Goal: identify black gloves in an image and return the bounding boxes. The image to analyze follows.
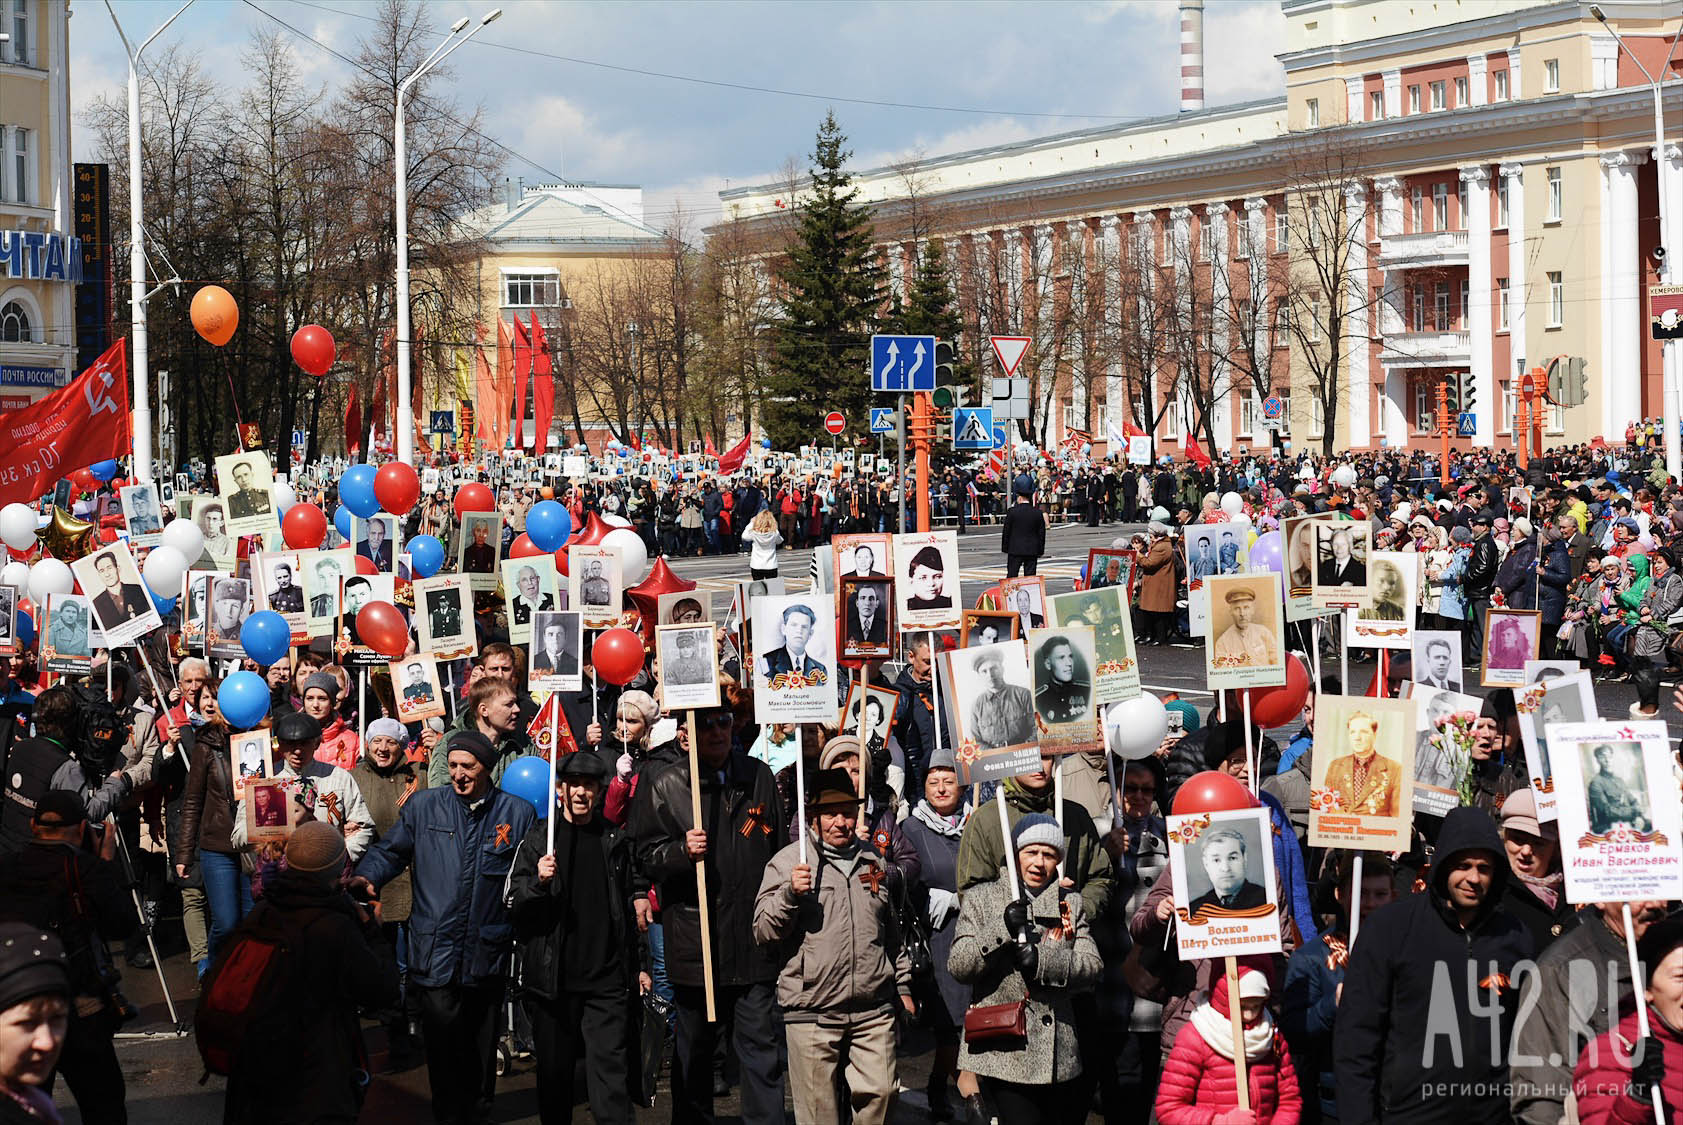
[1629,1036,1665,1101]
[1002,898,1030,941]
[1014,940,1039,976]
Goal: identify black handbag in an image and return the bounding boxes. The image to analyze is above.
[635,991,671,1107]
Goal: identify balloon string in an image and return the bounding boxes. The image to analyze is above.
[226,372,248,451]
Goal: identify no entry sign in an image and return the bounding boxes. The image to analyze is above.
[824,411,845,436]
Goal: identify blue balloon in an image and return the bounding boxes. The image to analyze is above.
[500,755,552,818]
[16,608,34,646]
[340,464,380,518]
[760,437,771,449]
[90,460,119,482]
[149,589,176,616]
[408,534,445,578]
[333,504,353,542]
[240,610,291,667]
[218,671,271,730]
[525,501,571,552]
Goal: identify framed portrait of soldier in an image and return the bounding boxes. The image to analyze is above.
[657,623,720,711]
[1481,608,1540,687]
[1204,573,1286,691]
[119,484,164,546]
[1549,720,1683,904]
[999,576,1048,638]
[1028,626,1101,756]
[834,533,892,581]
[354,514,399,573]
[71,542,162,648]
[502,556,560,645]
[939,640,1040,785]
[568,545,623,631]
[1408,684,1481,818]
[1310,521,1372,609]
[1049,586,1139,703]
[390,656,447,724]
[843,682,898,767]
[1165,806,1282,960]
[205,576,252,661]
[1307,693,1417,852]
[529,610,583,693]
[1344,551,1416,650]
[414,575,475,660]
[657,591,708,627]
[213,451,279,537]
[40,593,92,675]
[244,777,300,844]
[892,531,959,630]
[457,511,501,592]
[1184,522,1249,637]
[1515,668,1594,823]
[190,496,237,571]
[180,571,213,653]
[229,730,269,800]
[840,577,894,661]
[300,547,354,639]
[961,610,1017,649]
[750,594,835,725]
[255,552,308,645]
[1084,548,1135,601]
[1282,515,1333,623]
[337,573,396,666]
[1412,631,1463,692]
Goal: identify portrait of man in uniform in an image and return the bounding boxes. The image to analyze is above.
[967,646,1034,750]
[1322,710,1403,816]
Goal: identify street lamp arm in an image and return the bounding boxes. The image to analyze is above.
[104,0,197,63]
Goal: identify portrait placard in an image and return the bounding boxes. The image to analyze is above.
[40,593,92,674]
[1412,631,1464,692]
[1283,515,1334,623]
[190,497,237,572]
[415,574,475,660]
[1408,684,1481,818]
[939,641,1040,785]
[750,594,835,724]
[205,576,252,660]
[354,514,400,573]
[337,573,396,667]
[229,730,270,801]
[1166,807,1282,960]
[1308,694,1417,852]
[1344,551,1415,650]
[1028,626,1101,756]
[502,556,560,645]
[842,682,898,767]
[119,484,164,546]
[892,531,959,630]
[1550,721,1683,904]
[71,542,162,647]
[998,577,1048,637]
[254,551,308,645]
[840,577,895,660]
[1204,573,1286,690]
[1481,608,1541,687]
[569,545,623,630]
[213,451,279,537]
[1048,586,1139,703]
[657,623,720,711]
[1310,520,1372,609]
[961,610,1017,649]
[1185,523,1250,636]
[0,585,14,656]
[300,547,354,639]
[834,533,892,580]
[1084,549,1135,601]
[181,571,214,653]
[657,590,708,627]
[1515,668,1595,823]
[529,610,583,693]
[244,777,299,844]
[390,656,447,723]
[457,511,502,592]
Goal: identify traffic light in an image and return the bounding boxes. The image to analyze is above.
[1443,375,1460,414]
[1459,372,1477,417]
[931,341,960,408]
[1568,356,1588,406]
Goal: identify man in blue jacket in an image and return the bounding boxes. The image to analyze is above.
[353,729,537,1125]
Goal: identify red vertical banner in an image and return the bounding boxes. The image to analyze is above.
[493,318,515,451]
[530,315,555,451]
[513,315,532,451]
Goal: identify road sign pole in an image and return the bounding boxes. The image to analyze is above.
[1437,378,1450,487]
[896,393,907,533]
[914,391,932,533]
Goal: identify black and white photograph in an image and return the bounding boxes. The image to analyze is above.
[999,577,1047,636]
[338,573,395,662]
[939,640,1039,785]
[750,594,835,724]
[180,571,213,653]
[961,610,1017,649]
[193,496,237,570]
[1165,806,1281,960]
[119,484,164,545]
[390,656,447,723]
[658,592,707,626]
[1516,668,1593,823]
[840,577,894,661]
[892,530,960,630]
[205,577,252,660]
[40,593,92,674]
[657,623,720,711]
[1310,520,1373,609]
[834,534,892,579]
[415,575,475,659]
[70,542,161,647]
[1550,721,1683,903]
[1409,684,1481,818]
[230,730,270,800]
[1345,551,1416,650]
[568,545,623,631]
[529,610,583,692]
[843,683,898,770]
[214,451,280,536]
[255,552,307,644]
[0,585,14,655]
[1049,586,1140,703]
[354,514,399,572]
[1283,514,1329,622]
[502,556,561,645]
[1412,631,1464,692]
[457,511,501,592]
[301,547,354,639]
[1028,626,1101,755]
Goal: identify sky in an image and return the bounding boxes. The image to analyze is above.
[70,0,1291,235]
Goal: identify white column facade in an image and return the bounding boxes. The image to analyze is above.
[1344,76,1363,123]
[1343,183,1371,447]
[1461,165,1494,446]
[1601,150,1646,435]
[1208,203,1234,452]
[1003,228,1022,333]
[1373,177,1408,447]
[970,231,993,339]
[1466,54,1488,107]
[1101,215,1124,439]
[1382,69,1402,118]
[1659,144,1683,460]
[1501,163,1526,375]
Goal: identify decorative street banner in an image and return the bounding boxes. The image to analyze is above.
[0,340,128,507]
[1550,720,1683,905]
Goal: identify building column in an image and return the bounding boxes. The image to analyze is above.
[1466,54,1488,106]
[1208,202,1234,452]
[1601,150,1646,435]
[1461,165,1494,447]
[1382,69,1401,118]
[1343,182,1371,447]
[1660,144,1683,463]
[1375,176,1408,449]
[1501,163,1526,376]
[1101,215,1124,439]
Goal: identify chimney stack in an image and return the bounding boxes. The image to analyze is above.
[1179,0,1205,113]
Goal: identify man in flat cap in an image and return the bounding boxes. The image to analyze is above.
[1212,584,1278,667]
[968,648,1034,749]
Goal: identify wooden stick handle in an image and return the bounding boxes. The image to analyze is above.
[687,709,717,1023]
[855,664,869,799]
[1226,955,1251,1112]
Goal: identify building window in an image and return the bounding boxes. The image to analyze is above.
[1370,90,1384,120]
[1239,395,1257,437]
[1496,175,1509,228]
[1544,58,1560,92]
[5,127,26,206]
[1415,383,1434,432]
[1430,81,1446,110]
[1500,380,1514,434]
[1434,283,1450,331]
[1454,76,1468,107]
[1410,186,1424,232]
[501,271,560,308]
[1548,271,1564,326]
[1274,209,1287,253]
[1306,98,1320,128]
[1198,219,1212,263]
[1458,180,1469,229]
[1162,400,1181,440]
[1062,403,1083,431]
[1494,69,1509,101]
[1460,280,1469,327]
[1408,85,1421,113]
[1497,278,1510,329]
[1546,167,1562,222]
[6,1,26,66]
[1308,395,1325,438]
[0,300,29,343]
[1432,183,1448,231]
[1411,285,1425,331]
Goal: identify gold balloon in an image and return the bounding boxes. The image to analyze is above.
[37,506,96,562]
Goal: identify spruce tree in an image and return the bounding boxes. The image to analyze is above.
[767,113,885,449]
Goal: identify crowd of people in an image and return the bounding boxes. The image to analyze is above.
[0,435,1678,1125]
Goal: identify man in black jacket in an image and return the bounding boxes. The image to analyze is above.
[1464,512,1499,656]
[1000,484,1047,577]
[629,704,785,1124]
[1335,807,1533,1124]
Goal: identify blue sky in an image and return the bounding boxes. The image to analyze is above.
[72,0,1290,233]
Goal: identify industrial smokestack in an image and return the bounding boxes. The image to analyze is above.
[1180,0,1205,113]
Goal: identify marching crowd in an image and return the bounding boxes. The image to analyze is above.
[0,435,1680,1125]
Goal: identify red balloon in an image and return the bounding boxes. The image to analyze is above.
[354,553,378,576]
[1240,654,1310,729]
[591,628,644,686]
[281,503,328,550]
[17,598,33,621]
[69,469,96,492]
[572,512,613,547]
[355,600,410,660]
[374,462,420,516]
[625,556,697,629]
[554,546,569,577]
[508,533,543,559]
[1171,770,1258,816]
[290,324,336,376]
[454,483,495,518]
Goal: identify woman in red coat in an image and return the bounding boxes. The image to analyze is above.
[1156,965,1302,1125]
[1573,916,1683,1125]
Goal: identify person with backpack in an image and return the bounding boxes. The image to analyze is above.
[201,820,399,1125]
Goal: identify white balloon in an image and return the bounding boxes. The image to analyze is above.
[272,479,297,515]
[159,517,204,563]
[141,545,188,597]
[602,527,649,584]
[27,558,73,602]
[1104,693,1169,761]
[0,503,37,551]
[1231,512,1252,525]
[1219,491,1243,517]
[0,561,27,590]
[600,513,632,529]
[1330,464,1357,489]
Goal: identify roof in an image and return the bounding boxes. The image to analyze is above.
[456,188,666,249]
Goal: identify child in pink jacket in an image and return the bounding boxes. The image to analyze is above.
[1156,965,1302,1125]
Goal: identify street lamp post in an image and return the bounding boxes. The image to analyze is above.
[1593,4,1681,482]
[627,322,640,447]
[104,0,195,484]
[395,8,501,464]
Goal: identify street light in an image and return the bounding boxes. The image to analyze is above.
[105,0,195,484]
[1592,4,1682,482]
[395,8,501,463]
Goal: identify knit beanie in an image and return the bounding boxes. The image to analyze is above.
[365,717,407,744]
[820,735,862,771]
[445,729,499,771]
[926,746,957,773]
[285,820,346,880]
[303,672,339,700]
[0,924,69,1014]
[1011,813,1064,858]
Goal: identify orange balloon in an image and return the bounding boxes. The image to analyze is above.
[191,285,239,346]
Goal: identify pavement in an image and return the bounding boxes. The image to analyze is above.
[64,518,1682,1122]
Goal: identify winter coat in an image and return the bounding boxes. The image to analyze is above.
[1499,874,1578,953]
[752,833,911,1020]
[313,716,359,771]
[175,723,238,857]
[1281,926,1353,1123]
[1632,568,1683,660]
[1438,546,1471,622]
[425,719,530,790]
[506,815,639,1001]
[1495,536,1539,609]
[1157,986,1303,1125]
[1000,501,1047,558]
[1571,1007,1683,1125]
[1536,539,1573,624]
[891,666,950,795]
[954,778,1115,921]
[1334,808,1534,1125]
[902,804,968,1028]
[346,755,428,923]
[1464,535,1499,598]
[628,749,783,989]
[1138,537,1180,614]
[948,871,1101,1085]
[354,784,536,988]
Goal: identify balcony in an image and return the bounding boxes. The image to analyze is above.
[1378,329,1471,370]
[1376,229,1469,270]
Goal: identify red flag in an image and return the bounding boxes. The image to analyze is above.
[1124,417,1146,439]
[0,341,130,507]
[370,368,387,442]
[1183,432,1211,469]
[628,429,642,453]
[717,432,752,474]
[493,318,515,451]
[513,316,532,451]
[526,692,580,760]
[530,316,555,451]
[344,382,362,454]
[473,327,494,444]
[703,436,718,458]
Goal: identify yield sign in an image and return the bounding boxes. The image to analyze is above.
[989,335,1031,377]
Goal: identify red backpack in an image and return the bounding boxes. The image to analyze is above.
[194,907,318,1077]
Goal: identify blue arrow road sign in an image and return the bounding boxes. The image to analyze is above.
[992,423,1009,450]
[871,334,937,393]
[1457,412,1477,437]
[953,406,995,450]
[869,407,897,434]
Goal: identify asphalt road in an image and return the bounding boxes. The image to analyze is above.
[67,518,1681,1123]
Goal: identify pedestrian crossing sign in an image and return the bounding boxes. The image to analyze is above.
[952,406,994,450]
